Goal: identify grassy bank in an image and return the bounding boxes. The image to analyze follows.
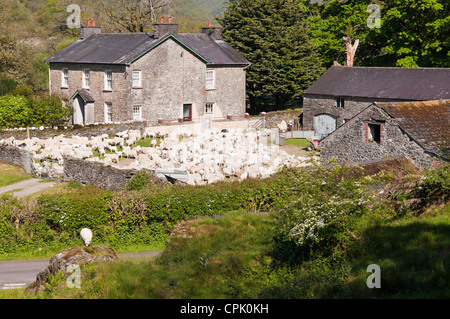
[1,160,448,298]
[10,162,447,299]
[0,163,32,187]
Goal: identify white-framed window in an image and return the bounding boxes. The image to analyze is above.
[105,102,112,123]
[206,69,215,90]
[61,68,69,88]
[105,70,112,91]
[133,105,142,121]
[83,69,90,89]
[132,70,142,87]
[205,103,214,115]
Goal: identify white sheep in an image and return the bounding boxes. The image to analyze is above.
[80,228,93,246]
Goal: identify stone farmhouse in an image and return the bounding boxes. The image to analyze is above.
[320,100,449,169]
[46,19,251,125]
[302,66,450,139]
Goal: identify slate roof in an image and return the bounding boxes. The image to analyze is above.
[303,66,450,101]
[378,100,450,153]
[46,32,250,67]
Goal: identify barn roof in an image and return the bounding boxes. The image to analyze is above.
[45,32,250,67]
[303,66,450,101]
[378,100,450,154]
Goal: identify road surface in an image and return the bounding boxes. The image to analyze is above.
[0,178,57,197]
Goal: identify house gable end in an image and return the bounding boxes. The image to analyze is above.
[127,34,210,66]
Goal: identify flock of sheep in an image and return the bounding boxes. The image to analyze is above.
[0,126,317,185]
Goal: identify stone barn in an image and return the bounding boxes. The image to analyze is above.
[320,100,450,169]
[302,66,450,139]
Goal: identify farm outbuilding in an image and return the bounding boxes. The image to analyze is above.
[320,100,450,169]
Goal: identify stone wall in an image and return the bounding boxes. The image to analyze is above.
[321,105,433,168]
[0,145,36,175]
[63,157,138,190]
[264,109,303,129]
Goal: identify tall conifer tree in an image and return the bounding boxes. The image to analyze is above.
[218,0,325,113]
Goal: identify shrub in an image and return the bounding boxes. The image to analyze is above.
[0,95,30,128]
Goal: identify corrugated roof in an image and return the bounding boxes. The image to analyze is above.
[303,66,450,101]
[46,32,250,67]
[378,100,450,153]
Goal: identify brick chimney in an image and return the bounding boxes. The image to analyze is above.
[202,23,222,40]
[153,16,179,39]
[80,19,101,39]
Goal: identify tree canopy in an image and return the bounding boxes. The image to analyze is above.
[218,0,325,113]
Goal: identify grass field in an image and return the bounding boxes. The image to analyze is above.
[28,203,450,299]
[0,163,32,187]
[284,138,310,148]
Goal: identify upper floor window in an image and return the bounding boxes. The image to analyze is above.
[367,123,382,144]
[61,68,69,88]
[83,69,90,89]
[105,70,112,91]
[132,70,142,88]
[335,97,345,108]
[206,70,215,90]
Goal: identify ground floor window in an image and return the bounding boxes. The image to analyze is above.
[205,103,214,116]
[105,102,112,123]
[133,105,142,121]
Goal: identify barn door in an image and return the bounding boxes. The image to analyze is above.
[314,114,336,139]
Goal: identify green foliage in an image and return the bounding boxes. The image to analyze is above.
[0,95,30,128]
[309,0,450,67]
[0,93,69,129]
[0,75,17,96]
[218,0,324,113]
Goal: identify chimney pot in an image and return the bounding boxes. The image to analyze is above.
[160,16,164,23]
[168,16,172,23]
[92,20,95,26]
[208,22,212,27]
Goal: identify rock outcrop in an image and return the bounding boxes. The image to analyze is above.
[27,245,118,295]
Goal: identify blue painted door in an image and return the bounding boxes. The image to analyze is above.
[314,114,336,139]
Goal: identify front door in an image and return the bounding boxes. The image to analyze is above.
[183,104,192,121]
[314,114,336,139]
[73,96,85,125]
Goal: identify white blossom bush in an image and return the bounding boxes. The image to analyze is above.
[274,164,372,261]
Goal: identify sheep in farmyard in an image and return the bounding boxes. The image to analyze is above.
[80,228,93,247]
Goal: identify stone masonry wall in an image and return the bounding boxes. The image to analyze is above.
[50,63,129,123]
[206,67,247,119]
[321,105,433,168]
[63,157,137,190]
[130,39,206,121]
[264,110,303,129]
[0,145,36,176]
